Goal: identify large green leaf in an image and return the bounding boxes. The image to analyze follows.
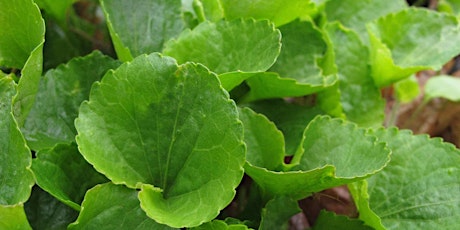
[31,143,108,211]
[68,183,173,230]
[0,204,31,230]
[259,196,301,230]
[100,0,185,61]
[358,128,460,229]
[319,23,384,127]
[324,0,407,43]
[0,76,34,205]
[22,51,120,151]
[75,53,245,227]
[243,19,336,101]
[24,186,79,230]
[241,110,390,199]
[163,18,281,74]
[219,0,312,27]
[368,8,460,86]
[424,75,460,102]
[312,210,373,230]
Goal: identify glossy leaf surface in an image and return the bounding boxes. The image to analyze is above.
[368,8,460,86]
[31,143,107,210]
[220,0,311,27]
[100,0,185,61]
[76,53,245,227]
[164,18,281,74]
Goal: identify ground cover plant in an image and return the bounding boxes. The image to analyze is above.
[2,0,460,229]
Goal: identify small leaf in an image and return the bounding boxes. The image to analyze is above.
[243,72,336,102]
[0,204,32,230]
[324,0,407,43]
[246,100,323,155]
[367,8,460,86]
[362,128,460,229]
[239,107,285,171]
[424,75,460,102]
[394,75,420,103]
[312,210,373,230]
[163,18,281,74]
[220,0,312,27]
[76,53,245,227]
[100,0,185,61]
[68,183,173,230]
[0,77,34,205]
[31,143,108,211]
[24,186,79,230]
[22,51,120,151]
[319,22,385,127]
[259,196,301,230]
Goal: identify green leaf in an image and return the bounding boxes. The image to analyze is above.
[243,72,336,102]
[368,8,460,86]
[348,180,385,230]
[22,51,120,151]
[68,183,173,230]
[246,100,323,155]
[75,53,245,227]
[394,75,420,103]
[24,186,79,230]
[0,77,34,205]
[163,18,281,74]
[0,204,32,230]
[192,220,251,230]
[200,0,224,22]
[0,0,45,69]
[242,19,336,101]
[363,128,460,229]
[31,143,108,211]
[243,114,390,199]
[239,107,285,171]
[0,0,45,126]
[324,0,407,43]
[259,196,301,230]
[270,19,328,84]
[319,22,385,127]
[220,0,312,27]
[100,0,185,61]
[312,210,373,230]
[424,75,460,102]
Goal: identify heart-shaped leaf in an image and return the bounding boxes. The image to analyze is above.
[75,53,245,227]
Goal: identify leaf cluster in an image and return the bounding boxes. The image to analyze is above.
[2,0,460,229]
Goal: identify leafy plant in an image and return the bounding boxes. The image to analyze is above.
[1,0,460,229]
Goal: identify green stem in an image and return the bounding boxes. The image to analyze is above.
[193,0,206,23]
